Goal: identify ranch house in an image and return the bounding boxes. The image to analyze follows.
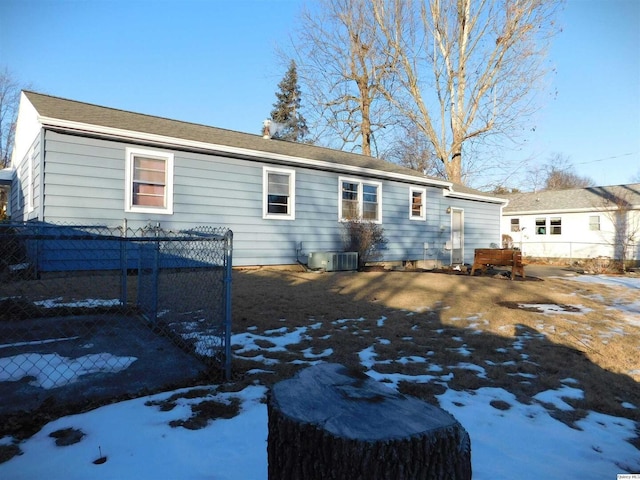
[500,184,640,266]
[7,91,507,269]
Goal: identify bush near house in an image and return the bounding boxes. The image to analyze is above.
[342,219,387,270]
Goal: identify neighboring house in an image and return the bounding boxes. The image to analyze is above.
[9,91,506,268]
[500,184,640,264]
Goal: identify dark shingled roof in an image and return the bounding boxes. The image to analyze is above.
[23,90,492,199]
[501,183,640,213]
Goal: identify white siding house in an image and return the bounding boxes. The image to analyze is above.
[501,185,640,265]
[9,91,507,268]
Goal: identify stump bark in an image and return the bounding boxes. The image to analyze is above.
[267,363,471,480]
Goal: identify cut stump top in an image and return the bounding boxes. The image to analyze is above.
[269,363,462,441]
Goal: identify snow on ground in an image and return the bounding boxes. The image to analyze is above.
[0,352,136,389]
[1,276,639,479]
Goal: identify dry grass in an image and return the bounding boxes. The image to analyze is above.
[231,268,640,429]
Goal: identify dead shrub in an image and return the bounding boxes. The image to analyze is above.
[341,219,387,269]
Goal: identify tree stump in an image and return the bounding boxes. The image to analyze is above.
[267,363,471,480]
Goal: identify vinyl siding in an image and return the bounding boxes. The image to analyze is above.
[39,130,503,266]
[11,133,41,221]
[502,210,640,260]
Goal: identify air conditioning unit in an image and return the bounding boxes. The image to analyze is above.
[308,252,358,272]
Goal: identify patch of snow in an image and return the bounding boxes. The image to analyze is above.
[0,353,136,389]
[518,303,591,315]
[438,387,640,479]
[358,346,377,369]
[301,347,333,359]
[33,298,121,308]
[396,356,427,365]
[566,275,640,290]
[533,386,584,411]
[453,362,487,378]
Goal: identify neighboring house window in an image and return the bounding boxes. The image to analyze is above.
[589,215,600,231]
[535,218,547,235]
[550,217,562,235]
[339,177,382,222]
[410,187,426,220]
[510,218,520,232]
[125,148,174,214]
[263,167,295,220]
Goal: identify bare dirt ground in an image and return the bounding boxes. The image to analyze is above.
[1,265,638,455]
[229,267,640,438]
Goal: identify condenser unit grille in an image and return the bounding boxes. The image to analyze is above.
[308,252,358,272]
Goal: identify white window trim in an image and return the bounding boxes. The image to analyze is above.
[125,147,174,214]
[263,166,296,220]
[550,216,562,235]
[338,176,382,223]
[409,187,426,221]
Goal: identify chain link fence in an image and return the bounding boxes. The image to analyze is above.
[0,222,232,416]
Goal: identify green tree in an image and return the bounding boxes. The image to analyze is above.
[268,60,308,142]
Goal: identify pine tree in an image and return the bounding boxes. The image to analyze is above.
[268,60,308,142]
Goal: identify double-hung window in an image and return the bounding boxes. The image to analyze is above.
[339,177,382,222]
[550,217,562,235]
[263,167,295,219]
[410,187,426,220]
[510,218,520,232]
[535,218,547,235]
[125,147,174,214]
[589,215,600,231]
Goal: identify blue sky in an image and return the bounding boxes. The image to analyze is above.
[1,0,638,189]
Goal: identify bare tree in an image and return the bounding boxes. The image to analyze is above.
[372,0,561,183]
[0,68,23,169]
[542,153,595,190]
[381,123,445,178]
[290,0,397,156]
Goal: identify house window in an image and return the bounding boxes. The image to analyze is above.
[535,218,546,235]
[339,177,382,222]
[263,167,295,219]
[550,217,561,235]
[410,188,426,220]
[589,215,600,231]
[125,148,174,214]
[510,218,520,232]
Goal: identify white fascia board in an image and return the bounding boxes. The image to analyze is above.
[37,116,454,189]
[11,93,42,168]
[442,188,508,205]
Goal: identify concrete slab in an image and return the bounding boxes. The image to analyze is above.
[0,314,208,417]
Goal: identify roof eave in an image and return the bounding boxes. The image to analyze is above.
[38,115,458,189]
[443,188,508,205]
